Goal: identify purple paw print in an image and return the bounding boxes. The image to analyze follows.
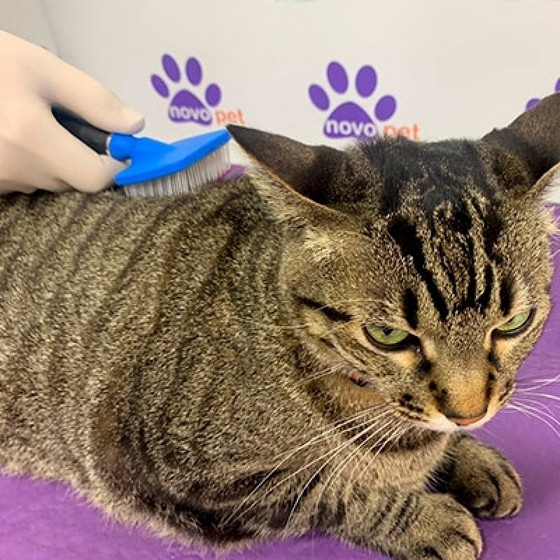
[151,55,222,125]
[309,61,397,139]
[526,77,560,111]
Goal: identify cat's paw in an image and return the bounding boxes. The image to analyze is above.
[395,493,483,560]
[441,436,522,519]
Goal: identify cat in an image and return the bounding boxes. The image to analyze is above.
[0,93,559,560]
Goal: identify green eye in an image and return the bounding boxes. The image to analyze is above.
[495,310,534,336]
[365,325,410,348]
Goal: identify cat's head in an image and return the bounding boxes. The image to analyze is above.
[227,93,560,433]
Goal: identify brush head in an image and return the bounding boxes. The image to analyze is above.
[118,143,231,198]
[111,129,231,197]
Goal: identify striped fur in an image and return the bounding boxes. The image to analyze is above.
[0,95,559,560]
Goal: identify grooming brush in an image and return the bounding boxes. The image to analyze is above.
[52,106,231,198]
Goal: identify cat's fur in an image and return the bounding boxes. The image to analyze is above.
[0,94,559,560]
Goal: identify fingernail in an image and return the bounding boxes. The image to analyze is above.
[121,107,145,133]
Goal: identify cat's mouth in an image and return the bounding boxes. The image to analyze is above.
[347,369,370,388]
[343,370,497,434]
[343,369,389,407]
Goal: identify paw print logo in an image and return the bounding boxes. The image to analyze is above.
[525,77,560,111]
[309,61,397,139]
[151,55,222,125]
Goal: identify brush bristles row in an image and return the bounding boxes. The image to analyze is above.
[122,144,231,198]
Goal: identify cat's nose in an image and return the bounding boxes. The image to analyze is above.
[446,409,487,426]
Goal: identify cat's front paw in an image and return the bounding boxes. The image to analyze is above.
[395,493,482,560]
[441,436,522,519]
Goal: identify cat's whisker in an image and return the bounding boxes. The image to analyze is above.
[512,397,560,423]
[507,402,560,440]
[287,416,402,526]
[517,370,560,380]
[297,403,389,447]
[515,373,560,391]
[271,409,394,491]
[232,407,397,522]
[309,426,388,522]
[335,423,412,508]
[349,420,406,473]
[223,406,392,524]
[514,401,560,437]
[514,391,558,407]
[358,423,410,477]
[227,420,381,525]
[264,406,387,475]
[516,370,560,383]
[514,394,560,415]
[514,390,560,402]
[507,405,560,438]
[340,421,409,499]
[298,418,402,520]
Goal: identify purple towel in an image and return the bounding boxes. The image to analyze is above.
[1,207,559,560]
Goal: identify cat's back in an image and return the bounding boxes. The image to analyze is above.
[0,190,186,328]
[0,180,264,317]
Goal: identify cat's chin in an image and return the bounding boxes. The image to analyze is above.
[426,420,464,434]
[424,414,492,434]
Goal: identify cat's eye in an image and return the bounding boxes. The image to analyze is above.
[364,325,412,349]
[494,309,534,337]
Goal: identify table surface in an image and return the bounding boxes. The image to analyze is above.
[1,207,559,560]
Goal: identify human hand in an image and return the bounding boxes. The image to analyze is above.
[0,31,144,193]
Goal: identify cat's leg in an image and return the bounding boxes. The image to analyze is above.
[323,487,483,560]
[433,433,522,519]
[152,477,481,558]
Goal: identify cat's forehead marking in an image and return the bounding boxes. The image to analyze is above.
[360,137,496,214]
[361,138,504,322]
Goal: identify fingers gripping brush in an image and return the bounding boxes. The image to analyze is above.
[52,106,231,198]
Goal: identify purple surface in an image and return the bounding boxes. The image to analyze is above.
[1,209,559,560]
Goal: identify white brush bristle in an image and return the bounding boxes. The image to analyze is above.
[121,143,231,198]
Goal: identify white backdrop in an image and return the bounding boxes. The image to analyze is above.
[0,0,55,51]
[1,0,560,199]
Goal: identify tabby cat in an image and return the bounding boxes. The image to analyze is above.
[0,93,559,560]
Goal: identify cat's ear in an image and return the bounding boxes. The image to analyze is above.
[227,125,345,204]
[227,125,349,225]
[482,93,560,198]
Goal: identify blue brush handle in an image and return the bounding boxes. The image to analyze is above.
[52,106,112,155]
[108,133,160,160]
